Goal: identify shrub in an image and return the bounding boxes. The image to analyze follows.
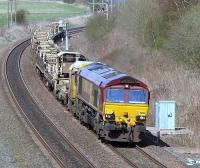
[63,0,75,3]
[16,9,28,25]
[116,0,167,49]
[166,5,200,68]
[85,15,115,42]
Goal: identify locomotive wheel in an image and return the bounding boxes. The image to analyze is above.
[93,122,98,134]
[79,115,84,125]
[97,130,101,139]
[67,99,72,112]
[86,124,91,130]
[45,81,49,88]
[35,67,43,79]
[97,128,104,140]
[67,101,71,112]
[36,67,39,74]
[63,98,67,105]
[76,100,83,120]
[73,112,77,118]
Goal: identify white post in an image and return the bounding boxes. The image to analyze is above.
[15,0,16,24]
[106,3,108,20]
[7,0,10,28]
[10,0,13,26]
[92,0,95,14]
[65,29,68,50]
[110,0,113,13]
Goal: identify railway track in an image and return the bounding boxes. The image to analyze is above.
[5,39,96,168]
[107,144,138,168]
[108,144,168,168]
[68,26,85,34]
[4,27,170,168]
[135,145,167,168]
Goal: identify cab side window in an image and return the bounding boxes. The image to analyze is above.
[78,55,86,61]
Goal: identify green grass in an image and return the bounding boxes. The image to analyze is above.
[0,0,89,26]
[0,42,7,49]
[0,14,7,27]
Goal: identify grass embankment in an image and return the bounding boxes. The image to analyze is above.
[84,0,200,147]
[0,0,89,27]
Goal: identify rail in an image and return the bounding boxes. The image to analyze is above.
[5,39,96,168]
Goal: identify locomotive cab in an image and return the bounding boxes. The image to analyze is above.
[104,85,149,125]
[103,84,149,142]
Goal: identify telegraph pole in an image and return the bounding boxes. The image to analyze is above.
[15,0,17,24]
[10,0,13,26]
[65,22,69,50]
[110,0,113,13]
[106,2,108,20]
[7,0,10,28]
[92,0,95,14]
[7,0,16,28]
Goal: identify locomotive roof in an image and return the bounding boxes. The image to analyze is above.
[69,61,93,72]
[79,63,147,88]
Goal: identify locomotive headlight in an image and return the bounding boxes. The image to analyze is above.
[105,113,115,120]
[136,116,146,121]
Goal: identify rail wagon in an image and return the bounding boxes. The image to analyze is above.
[35,50,87,104]
[71,63,150,142]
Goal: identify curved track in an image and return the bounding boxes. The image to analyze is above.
[5,39,96,168]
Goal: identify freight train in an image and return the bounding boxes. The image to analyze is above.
[31,22,150,143]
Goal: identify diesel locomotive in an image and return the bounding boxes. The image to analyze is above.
[68,62,150,142]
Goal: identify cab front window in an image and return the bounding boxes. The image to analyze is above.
[128,90,146,104]
[106,89,125,103]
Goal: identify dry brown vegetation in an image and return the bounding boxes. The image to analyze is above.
[70,0,200,147]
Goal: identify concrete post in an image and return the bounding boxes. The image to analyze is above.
[106,3,108,20]
[93,0,95,14]
[110,0,113,13]
[65,23,69,50]
[10,0,13,26]
[15,0,16,24]
[7,0,10,28]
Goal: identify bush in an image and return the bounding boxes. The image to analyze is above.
[85,15,115,42]
[116,0,167,49]
[116,0,199,49]
[166,5,200,68]
[16,9,28,25]
[63,0,75,3]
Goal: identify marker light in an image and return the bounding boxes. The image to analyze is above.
[125,84,129,89]
[105,113,115,120]
[136,116,146,121]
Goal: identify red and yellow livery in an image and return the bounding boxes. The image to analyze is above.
[68,62,150,142]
